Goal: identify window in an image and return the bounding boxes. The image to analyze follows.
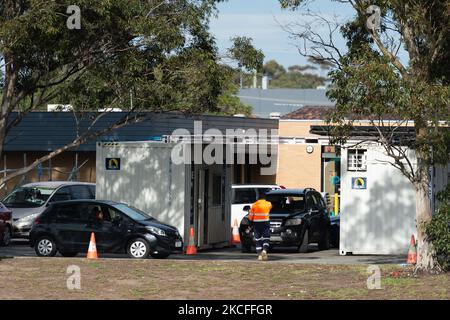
[87,204,111,222]
[212,175,222,206]
[232,188,257,204]
[70,185,94,200]
[266,194,306,213]
[3,186,55,208]
[348,149,367,171]
[306,193,318,209]
[56,204,84,222]
[50,186,72,202]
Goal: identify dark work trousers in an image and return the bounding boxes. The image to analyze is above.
[253,221,270,254]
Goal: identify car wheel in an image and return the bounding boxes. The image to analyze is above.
[35,236,57,257]
[127,238,150,259]
[150,252,170,259]
[318,229,330,251]
[60,251,78,257]
[297,229,309,253]
[241,243,252,253]
[0,226,11,247]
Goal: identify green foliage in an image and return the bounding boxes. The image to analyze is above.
[425,185,450,271]
[228,36,264,72]
[0,0,227,115]
[262,59,325,89]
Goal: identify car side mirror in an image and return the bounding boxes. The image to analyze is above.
[243,205,251,212]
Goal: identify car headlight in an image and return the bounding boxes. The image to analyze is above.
[285,218,302,226]
[240,217,250,226]
[18,213,40,224]
[146,226,166,236]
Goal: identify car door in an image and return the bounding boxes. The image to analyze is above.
[306,192,321,242]
[53,203,90,252]
[84,204,128,252]
[314,192,329,237]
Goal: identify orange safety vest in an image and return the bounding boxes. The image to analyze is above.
[249,199,272,222]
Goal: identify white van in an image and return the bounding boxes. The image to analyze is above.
[231,184,281,228]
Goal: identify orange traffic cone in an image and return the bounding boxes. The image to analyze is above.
[185,226,197,255]
[87,232,98,259]
[231,218,240,245]
[406,234,417,264]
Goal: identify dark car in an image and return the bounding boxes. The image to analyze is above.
[329,215,340,248]
[29,200,183,259]
[0,202,12,246]
[239,188,331,253]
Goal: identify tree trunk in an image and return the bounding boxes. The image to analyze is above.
[413,163,441,273]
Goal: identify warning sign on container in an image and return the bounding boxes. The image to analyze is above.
[106,158,121,170]
[352,177,367,189]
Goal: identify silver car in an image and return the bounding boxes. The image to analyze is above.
[2,181,95,238]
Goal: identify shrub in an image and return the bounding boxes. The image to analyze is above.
[424,185,450,271]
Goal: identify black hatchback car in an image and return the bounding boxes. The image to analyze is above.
[29,200,183,259]
[239,188,331,253]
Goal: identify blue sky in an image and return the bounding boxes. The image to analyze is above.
[210,0,409,70]
[209,0,355,69]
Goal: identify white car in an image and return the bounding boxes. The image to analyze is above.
[231,184,281,228]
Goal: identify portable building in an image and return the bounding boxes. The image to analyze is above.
[95,141,232,249]
[339,142,449,255]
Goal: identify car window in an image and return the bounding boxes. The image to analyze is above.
[87,204,111,223]
[88,185,96,198]
[56,204,86,223]
[266,194,305,213]
[103,206,132,224]
[233,188,257,204]
[2,186,55,208]
[256,187,278,198]
[49,186,72,203]
[70,185,94,200]
[315,193,326,209]
[306,193,318,209]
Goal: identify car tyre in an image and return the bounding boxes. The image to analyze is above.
[35,236,57,257]
[60,251,78,257]
[0,226,11,247]
[297,229,309,253]
[150,252,170,259]
[127,238,150,259]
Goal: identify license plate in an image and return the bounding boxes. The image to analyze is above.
[175,241,182,248]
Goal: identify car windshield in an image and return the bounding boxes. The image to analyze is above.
[266,194,306,213]
[113,204,154,221]
[2,187,56,208]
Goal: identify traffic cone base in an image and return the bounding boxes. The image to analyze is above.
[406,234,417,264]
[87,232,98,259]
[231,218,240,245]
[185,226,197,255]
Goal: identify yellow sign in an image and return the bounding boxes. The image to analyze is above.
[106,158,120,170]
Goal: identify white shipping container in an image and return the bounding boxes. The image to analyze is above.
[96,141,232,248]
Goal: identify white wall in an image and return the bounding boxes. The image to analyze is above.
[96,142,187,239]
[340,144,417,255]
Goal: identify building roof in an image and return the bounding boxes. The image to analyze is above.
[5,112,278,152]
[281,106,334,120]
[237,88,334,118]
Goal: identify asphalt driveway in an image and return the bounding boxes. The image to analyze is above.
[0,239,407,265]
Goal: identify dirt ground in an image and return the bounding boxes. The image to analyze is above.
[0,257,448,300]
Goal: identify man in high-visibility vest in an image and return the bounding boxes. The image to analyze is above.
[249,196,272,261]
